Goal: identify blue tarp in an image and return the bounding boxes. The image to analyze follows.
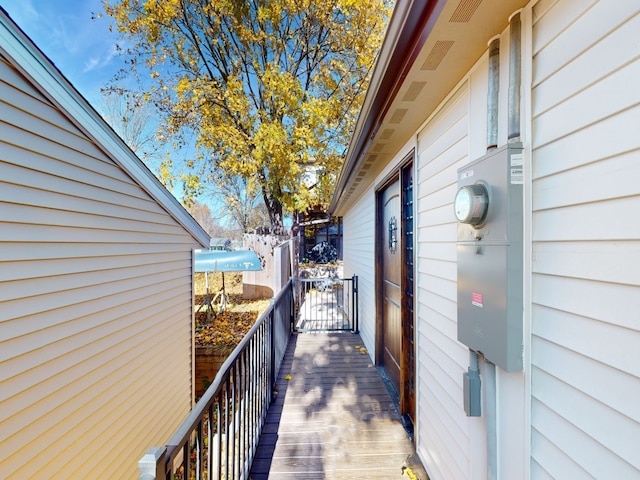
[194,249,262,273]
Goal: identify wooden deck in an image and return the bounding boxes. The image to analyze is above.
[250,332,427,479]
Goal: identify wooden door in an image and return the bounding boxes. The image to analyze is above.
[377,160,415,426]
[380,179,402,393]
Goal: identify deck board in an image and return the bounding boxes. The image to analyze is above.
[250,332,426,479]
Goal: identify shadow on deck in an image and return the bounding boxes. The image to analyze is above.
[250,332,428,479]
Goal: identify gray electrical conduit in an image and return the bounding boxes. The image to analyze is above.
[484,12,523,480]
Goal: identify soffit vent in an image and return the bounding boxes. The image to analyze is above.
[380,129,395,140]
[372,142,386,152]
[421,40,454,71]
[403,81,427,101]
[449,0,482,23]
[389,108,407,124]
[360,155,376,172]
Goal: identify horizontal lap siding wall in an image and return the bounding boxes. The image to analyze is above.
[415,84,474,480]
[342,187,376,354]
[530,0,640,477]
[0,59,197,479]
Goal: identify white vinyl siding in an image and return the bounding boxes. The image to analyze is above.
[415,83,473,480]
[530,0,640,477]
[342,187,376,353]
[0,57,198,479]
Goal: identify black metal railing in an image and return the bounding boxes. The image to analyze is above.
[294,275,358,333]
[139,280,293,480]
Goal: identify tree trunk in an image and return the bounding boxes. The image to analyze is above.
[263,190,286,235]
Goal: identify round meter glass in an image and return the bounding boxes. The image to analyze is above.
[454,187,473,222]
[454,184,489,226]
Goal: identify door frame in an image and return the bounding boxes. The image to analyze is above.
[375,151,415,422]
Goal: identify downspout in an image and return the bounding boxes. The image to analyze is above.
[484,359,498,480]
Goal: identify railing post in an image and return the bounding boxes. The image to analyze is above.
[290,277,296,332]
[270,307,276,397]
[352,275,359,334]
[138,446,166,480]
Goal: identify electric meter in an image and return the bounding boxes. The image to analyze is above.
[456,144,525,372]
[454,183,489,226]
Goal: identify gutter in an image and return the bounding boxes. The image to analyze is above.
[329,0,446,215]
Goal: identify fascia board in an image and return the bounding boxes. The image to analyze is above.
[329,1,411,215]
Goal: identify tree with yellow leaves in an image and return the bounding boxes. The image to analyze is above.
[103,0,390,234]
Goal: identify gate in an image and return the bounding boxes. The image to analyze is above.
[294,275,358,332]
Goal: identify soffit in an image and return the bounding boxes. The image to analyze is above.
[332,0,527,216]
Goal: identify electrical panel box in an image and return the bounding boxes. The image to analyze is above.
[456,144,524,371]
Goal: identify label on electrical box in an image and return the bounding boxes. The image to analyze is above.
[459,169,474,180]
[510,153,524,184]
[471,292,483,308]
[511,168,523,184]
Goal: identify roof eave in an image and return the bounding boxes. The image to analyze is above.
[329,0,446,216]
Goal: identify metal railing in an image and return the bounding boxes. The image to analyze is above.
[294,275,358,333]
[139,279,293,480]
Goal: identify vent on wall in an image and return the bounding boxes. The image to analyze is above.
[449,0,482,23]
[421,41,454,71]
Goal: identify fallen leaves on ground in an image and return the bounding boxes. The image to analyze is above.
[195,310,258,350]
[193,272,271,352]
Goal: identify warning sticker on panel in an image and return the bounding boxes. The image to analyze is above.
[471,292,483,308]
[511,167,524,184]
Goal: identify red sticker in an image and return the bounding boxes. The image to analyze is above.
[471,292,483,308]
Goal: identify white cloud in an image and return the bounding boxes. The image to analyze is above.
[3,0,40,25]
[5,0,125,105]
[83,56,100,72]
[83,40,123,73]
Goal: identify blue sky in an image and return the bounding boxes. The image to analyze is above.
[1,1,275,227]
[2,0,123,106]
[2,1,207,208]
